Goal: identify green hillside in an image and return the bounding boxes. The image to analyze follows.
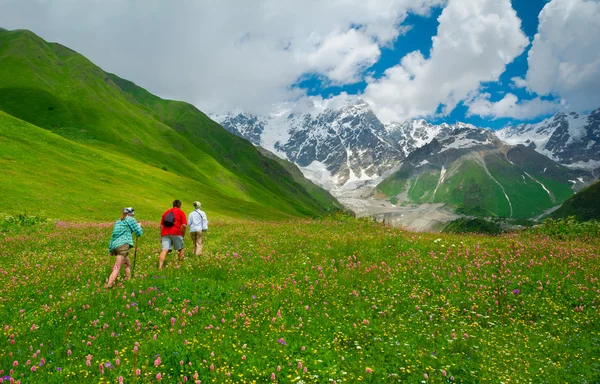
[551,180,600,221]
[376,138,587,219]
[256,147,342,210]
[0,28,338,220]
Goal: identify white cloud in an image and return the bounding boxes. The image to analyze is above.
[510,76,528,89]
[0,0,445,114]
[526,0,600,111]
[467,93,561,119]
[363,0,529,122]
[301,28,381,84]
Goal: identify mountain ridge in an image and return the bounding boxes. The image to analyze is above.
[218,102,600,190]
[0,28,340,220]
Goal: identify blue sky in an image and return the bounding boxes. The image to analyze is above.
[298,0,554,129]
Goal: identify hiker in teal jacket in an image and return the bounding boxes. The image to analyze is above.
[105,207,143,288]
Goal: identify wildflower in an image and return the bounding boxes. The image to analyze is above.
[156,373,162,381]
[366,367,373,373]
[271,373,276,380]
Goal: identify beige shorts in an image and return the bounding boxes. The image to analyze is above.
[110,244,130,257]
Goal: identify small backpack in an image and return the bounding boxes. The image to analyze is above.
[163,210,176,227]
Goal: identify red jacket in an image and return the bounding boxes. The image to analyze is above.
[160,207,187,236]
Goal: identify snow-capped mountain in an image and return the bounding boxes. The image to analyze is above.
[497,108,600,173]
[218,101,600,195]
[218,100,485,190]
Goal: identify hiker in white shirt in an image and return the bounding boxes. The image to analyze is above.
[188,201,208,255]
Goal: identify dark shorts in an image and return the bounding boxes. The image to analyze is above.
[110,244,130,257]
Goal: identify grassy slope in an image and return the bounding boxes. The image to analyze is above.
[0,111,295,221]
[106,74,339,214]
[377,150,576,218]
[434,160,510,216]
[0,29,334,219]
[256,147,342,211]
[485,153,573,218]
[551,180,600,221]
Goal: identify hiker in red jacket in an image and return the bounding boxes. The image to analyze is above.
[158,200,187,270]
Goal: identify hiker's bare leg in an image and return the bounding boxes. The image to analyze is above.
[106,255,125,288]
[178,248,184,262]
[158,249,168,270]
[123,256,131,280]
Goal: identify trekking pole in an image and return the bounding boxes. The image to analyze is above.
[132,236,139,278]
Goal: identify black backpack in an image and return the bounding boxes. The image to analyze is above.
[163,210,176,227]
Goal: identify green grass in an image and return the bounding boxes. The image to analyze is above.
[375,168,410,197]
[1,218,599,383]
[484,154,572,218]
[551,181,600,221]
[0,111,299,221]
[376,152,577,219]
[408,171,439,202]
[434,160,510,216]
[0,28,338,221]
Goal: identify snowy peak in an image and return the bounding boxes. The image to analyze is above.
[497,108,600,170]
[218,103,600,193]
[219,112,265,146]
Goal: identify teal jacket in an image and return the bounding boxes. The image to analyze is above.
[108,216,143,253]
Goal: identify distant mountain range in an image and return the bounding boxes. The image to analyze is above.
[217,101,600,218]
[218,100,493,190]
[497,109,600,173]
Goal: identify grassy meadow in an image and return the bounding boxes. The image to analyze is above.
[1,216,599,383]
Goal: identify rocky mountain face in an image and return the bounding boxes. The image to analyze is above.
[218,102,600,206]
[497,108,600,175]
[218,100,485,190]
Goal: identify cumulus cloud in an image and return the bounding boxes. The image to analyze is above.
[363,0,529,122]
[510,76,528,89]
[525,0,600,111]
[467,93,561,119]
[0,0,444,114]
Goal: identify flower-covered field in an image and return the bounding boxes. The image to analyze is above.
[0,217,599,383]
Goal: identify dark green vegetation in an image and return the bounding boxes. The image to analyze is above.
[442,218,503,235]
[377,138,591,219]
[257,147,342,211]
[551,180,600,221]
[0,29,339,221]
[1,218,599,383]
